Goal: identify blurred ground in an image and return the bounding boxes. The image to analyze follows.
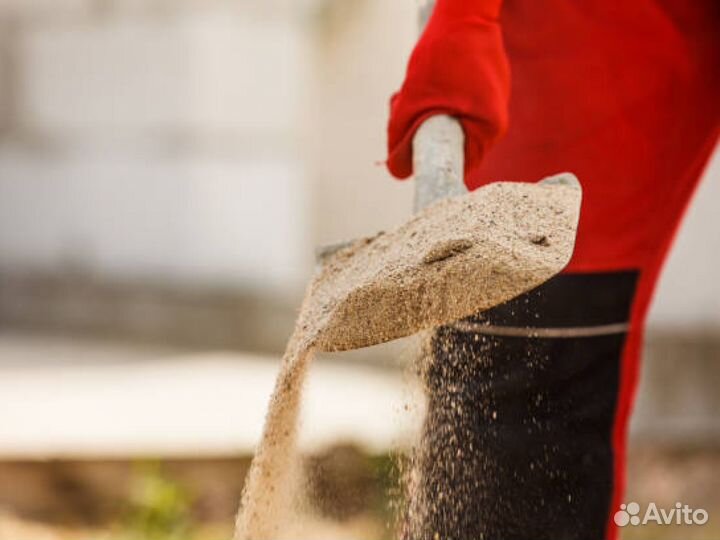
[0,445,718,540]
[0,331,717,539]
[0,331,415,539]
[0,331,421,458]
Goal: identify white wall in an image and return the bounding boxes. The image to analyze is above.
[0,0,717,326]
[647,150,720,330]
[307,0,417,246]
[0,150,308,292]
[0,2,314,295]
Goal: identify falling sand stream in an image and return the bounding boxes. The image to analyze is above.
[232,331,316,540]
[233,178,582,540]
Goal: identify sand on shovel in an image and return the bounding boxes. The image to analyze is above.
[233,174,582,540]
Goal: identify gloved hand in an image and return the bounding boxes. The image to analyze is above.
[387,0,510,185]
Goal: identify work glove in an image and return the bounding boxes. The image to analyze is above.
[387,0,510,185]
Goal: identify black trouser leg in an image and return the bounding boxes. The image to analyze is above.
[404,272,638,540]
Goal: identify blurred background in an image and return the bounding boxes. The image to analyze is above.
[0,1,718,539]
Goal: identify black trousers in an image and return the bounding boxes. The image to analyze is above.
[404,272,638,540]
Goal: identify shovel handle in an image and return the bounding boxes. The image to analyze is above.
[412,115,467,211]
[412,3,467,211]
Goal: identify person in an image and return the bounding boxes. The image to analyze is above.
[386,1,719,539]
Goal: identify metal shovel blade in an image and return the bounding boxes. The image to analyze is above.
[304,173,582,352]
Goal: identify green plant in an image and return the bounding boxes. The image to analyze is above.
[120,462,195,540]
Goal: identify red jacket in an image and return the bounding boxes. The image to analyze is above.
[388,0,719,273]
[387,2,719,538]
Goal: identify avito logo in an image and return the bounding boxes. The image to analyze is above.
[614,502,708,527]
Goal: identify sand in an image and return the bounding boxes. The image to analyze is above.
[303,177,581,352]
[232,338,313,540]
[233,176,581,540]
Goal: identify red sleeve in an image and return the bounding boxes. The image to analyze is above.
[386,0,510,183]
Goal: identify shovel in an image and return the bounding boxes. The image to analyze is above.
[309,114,582,352]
